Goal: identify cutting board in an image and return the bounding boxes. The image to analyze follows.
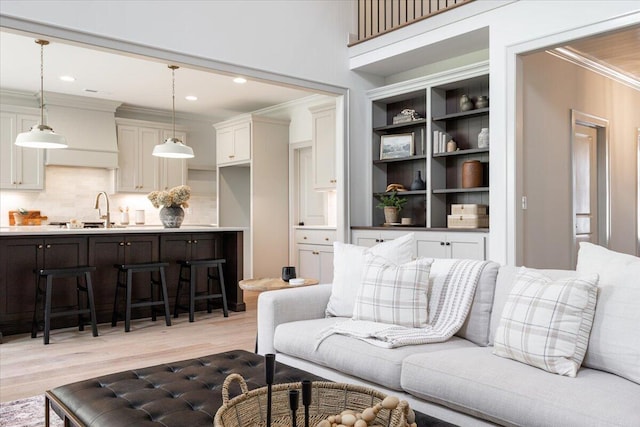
[9,210,47,226]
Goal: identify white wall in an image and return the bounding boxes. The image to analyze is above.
[520,51,640,268]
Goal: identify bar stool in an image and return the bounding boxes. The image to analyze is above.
[174,259,229,322]
[31,266,98,345]
[112,262,172,332]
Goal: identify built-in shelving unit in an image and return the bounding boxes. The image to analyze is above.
[367,67,490,231]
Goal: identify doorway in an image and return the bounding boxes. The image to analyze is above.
[571,110,610,267]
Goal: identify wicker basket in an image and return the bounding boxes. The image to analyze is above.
[214,374,411,427]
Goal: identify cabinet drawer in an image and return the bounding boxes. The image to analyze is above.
[295,229,336,246]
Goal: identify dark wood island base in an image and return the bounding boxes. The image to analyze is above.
[0,227,244,336]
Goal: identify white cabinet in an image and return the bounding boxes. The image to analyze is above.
[216,115,290,279]
[115,120,187,193]
[295,228,336,284]
[116,125,159,192]
[351,229,409,248]
[159,130,187,190]
[0,111,43,190]
[309,104,336,190]
[415,231,486,260]
[216,121,251,166]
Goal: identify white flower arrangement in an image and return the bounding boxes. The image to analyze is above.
[148,185,191,209]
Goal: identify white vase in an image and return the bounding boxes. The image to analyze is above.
[478,128,490,149]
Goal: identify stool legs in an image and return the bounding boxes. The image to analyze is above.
[112,263,171,332]
[215,263,229,318]
[174,260,228,322]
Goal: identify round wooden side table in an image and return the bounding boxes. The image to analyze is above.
[238,277,319,292]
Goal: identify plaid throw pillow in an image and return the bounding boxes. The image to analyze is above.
[493,267,598,377]
[353,254,432,327]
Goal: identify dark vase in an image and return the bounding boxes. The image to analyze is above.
[159,205,184,228]
[282,266,296,282]
[410,170,426,191]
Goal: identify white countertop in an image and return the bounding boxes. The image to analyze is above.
[0,224,247,237]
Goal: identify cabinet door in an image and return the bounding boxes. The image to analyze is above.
[216,128,235,166]
[318,247,334,283]
[232,122,251,163]
[160,130,187,190]
[0,238,42,319]
[448,234,486,260]
[88,235,125,322]
[312,107,336,190]
[0,112,16,189]
[415,233,449,258]
[139,127,160,192]
[116,125,140,192]
[297,246,321,281]
[16,114,43,190]
[43,237,88,313]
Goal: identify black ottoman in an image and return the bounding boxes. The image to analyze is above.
[45,350,454,427]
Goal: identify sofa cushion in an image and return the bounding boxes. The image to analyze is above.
[492,267,598,377]
[401,347,640,427]
[489,266,578,345]
[273,317,475,391]
[326,233,414,317]
[576,242,640,385]
[452,260,499,346]
[353,254,432,327]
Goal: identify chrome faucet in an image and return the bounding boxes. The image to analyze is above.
[94,191,111,228]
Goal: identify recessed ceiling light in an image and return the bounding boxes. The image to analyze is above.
[59,75,75,82]
[233,77,247,84]
[185,95,198,101]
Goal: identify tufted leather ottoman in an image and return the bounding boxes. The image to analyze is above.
[45,349,452,427]
[45,350,324,427]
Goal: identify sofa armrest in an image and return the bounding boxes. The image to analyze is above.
[257,284,332,355]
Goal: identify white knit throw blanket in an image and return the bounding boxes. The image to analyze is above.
[316,259,489,349]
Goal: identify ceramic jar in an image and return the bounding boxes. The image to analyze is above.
[478,128,490,148]
[462,160,483,188]
[476,96,489,109]
[459,94,474,111]
[159,206,184,228]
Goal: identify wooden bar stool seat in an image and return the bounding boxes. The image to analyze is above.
[31,266,98,345]
[112,262,172,332]
[174,259,228,322]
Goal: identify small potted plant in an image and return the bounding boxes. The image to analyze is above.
[376,191,407,224]
[147,185,191,228]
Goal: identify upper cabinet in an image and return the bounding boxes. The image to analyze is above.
[368,64,489,231]
[309,103,336,190]
[0,110,44,190]
[216,120,251,166]
[115,119,187,193]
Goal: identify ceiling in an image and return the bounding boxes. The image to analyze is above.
[0,29,319,121]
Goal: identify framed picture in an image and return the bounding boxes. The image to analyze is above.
[380,133,414,160]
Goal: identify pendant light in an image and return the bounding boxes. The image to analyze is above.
[152,65,194,158]
[15,39,67,149]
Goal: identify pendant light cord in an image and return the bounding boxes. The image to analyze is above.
[37,40,49,126]
[169,65,179,139]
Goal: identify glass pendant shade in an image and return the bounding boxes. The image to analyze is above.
[15,39,67,149]
[153,65,194,159]
[152,137,194,158]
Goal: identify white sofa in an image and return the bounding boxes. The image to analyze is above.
[257,243,640,426]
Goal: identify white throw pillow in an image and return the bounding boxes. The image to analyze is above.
[493,267,598,377]
[353,254,432,327]
[326,233,414,317]
[576,242,640,384]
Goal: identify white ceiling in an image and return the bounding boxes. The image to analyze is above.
[0,29,318,120]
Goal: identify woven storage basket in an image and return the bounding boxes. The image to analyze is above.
[214,374,411,427]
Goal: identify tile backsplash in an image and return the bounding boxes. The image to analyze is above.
[0,166,217,227]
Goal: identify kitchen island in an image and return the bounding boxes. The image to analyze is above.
[0,225,245,336]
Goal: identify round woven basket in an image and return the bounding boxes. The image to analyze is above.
[214,374,411,427]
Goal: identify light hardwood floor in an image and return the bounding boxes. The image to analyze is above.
[0,292,260,403]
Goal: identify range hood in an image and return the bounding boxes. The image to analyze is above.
[44,93,121,169]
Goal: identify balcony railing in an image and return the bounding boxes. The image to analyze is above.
[353,0,473,45]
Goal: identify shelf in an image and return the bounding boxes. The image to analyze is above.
[373,154,426,164]
[373,118,427,132]
[374,190,427,197]
[433,187,489,194]
[433,148,489,158]
[432,108,489,121]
